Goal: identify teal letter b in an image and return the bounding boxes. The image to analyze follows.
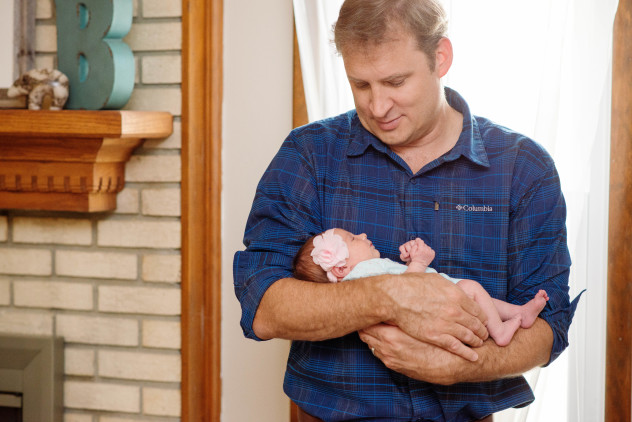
[55,0,134,110]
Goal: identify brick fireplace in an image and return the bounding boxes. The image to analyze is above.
[0,0,184,419]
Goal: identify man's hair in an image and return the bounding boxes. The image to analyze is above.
[293,234,331,283]
[333,0,448,70]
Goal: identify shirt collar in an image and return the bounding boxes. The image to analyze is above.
[443,87,489,167]
[347,115,386,156]
[347,87,490,168]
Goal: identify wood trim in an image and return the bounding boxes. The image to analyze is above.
[293,23,308,129]
[181,0,223,420]
[606,1,632,420]
[0,110,172,212]
[0,110,172,138]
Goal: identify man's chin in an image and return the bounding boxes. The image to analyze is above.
[362,121,410,147]
[374,127,412,145]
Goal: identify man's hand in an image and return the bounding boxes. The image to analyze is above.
[383,272,488,362]
[359,318,553,384]
[359,323,466,384]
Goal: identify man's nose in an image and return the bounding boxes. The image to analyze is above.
[369,87,392,117]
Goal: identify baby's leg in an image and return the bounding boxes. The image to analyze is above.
[457,279,522,347]
[491,290,549,329]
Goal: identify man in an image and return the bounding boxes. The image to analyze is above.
[234,0,580,420]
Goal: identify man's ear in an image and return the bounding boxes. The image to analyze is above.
[435,37,453,78]
[331,266,348,280]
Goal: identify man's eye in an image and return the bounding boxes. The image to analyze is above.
[389,79,405,87]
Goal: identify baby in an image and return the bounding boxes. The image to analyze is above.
[293,228,549,346]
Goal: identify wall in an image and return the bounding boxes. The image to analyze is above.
[0,0,183,420]
[222,1,294,421]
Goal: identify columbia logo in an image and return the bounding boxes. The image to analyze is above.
[456,204,493,212]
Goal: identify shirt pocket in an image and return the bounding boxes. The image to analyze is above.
[433,193,509,297]
[400,187,441,256]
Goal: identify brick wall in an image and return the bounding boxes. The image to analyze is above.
[0,0,183,420]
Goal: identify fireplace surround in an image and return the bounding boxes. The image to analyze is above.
[0,334,63,422]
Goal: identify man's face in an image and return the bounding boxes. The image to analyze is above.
[342,32,444,150]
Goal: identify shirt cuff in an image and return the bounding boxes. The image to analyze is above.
[235,262,293,341]
[540,289,585,366]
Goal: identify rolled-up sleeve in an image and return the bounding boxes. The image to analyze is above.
[507,153,581,365]
[233,132,322,340]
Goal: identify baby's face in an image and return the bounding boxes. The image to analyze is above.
[335,229,380,269]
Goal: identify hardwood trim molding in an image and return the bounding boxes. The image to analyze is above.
[181,0,223,420]
[605,1,632,420]
[293,24,308,130]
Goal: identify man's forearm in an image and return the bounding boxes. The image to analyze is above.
[460,317,553,383]
[252,272,489,363]
[252,276,391,341]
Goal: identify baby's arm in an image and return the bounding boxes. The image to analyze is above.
[399,238,436,273]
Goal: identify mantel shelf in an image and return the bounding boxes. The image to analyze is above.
[0,110,173,212]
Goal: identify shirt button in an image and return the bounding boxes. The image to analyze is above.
[410,178,417,184]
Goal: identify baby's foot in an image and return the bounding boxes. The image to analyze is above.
[520,290,549,328]
[491,315,522,347]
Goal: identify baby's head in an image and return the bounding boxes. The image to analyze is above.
[293,228,380,283]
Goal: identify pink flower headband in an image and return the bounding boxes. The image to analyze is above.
[311,229,349,282]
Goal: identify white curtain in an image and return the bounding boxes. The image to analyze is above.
[293,0,353,121]
[294,0,618,420]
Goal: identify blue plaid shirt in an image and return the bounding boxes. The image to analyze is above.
[234,88,580,421]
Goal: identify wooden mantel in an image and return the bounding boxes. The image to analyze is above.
[0,110,173,212]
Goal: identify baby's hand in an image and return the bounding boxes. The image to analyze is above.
[399,239,417,263]
[400,238,435,266]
